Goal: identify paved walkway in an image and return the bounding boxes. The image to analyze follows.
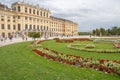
[0,36,91,47]
[0,37,33,47]
[1,35,119,47]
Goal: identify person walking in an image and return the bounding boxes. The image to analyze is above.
[22,35,25,40]
[8,35,13,42]
[25,36,28,41]
[0,35,3,42]
[4,37,7,42]
[0,35,1,42]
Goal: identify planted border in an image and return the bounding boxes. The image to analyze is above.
[33,48,120,76]
[55,38,92,43]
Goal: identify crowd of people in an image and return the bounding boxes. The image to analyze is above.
[0,35,28,46]
[0,35,14,42]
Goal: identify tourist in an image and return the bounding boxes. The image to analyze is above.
[4,37,7,42]
[22,35,25,40]
[0,35,3,42]
[0,35,1,42]
[25,36,28,41]
[8,35,13,42]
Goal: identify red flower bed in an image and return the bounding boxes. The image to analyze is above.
[31,40,47,44]
[73,38,92,41]
[33,48,120,75]
[56,39,74,43]
[55,38,92,43]
[54,38,92,43]
[37,40,45,44]
[113,43,120,48]
[31,41,34,44]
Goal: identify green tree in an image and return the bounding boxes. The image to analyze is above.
[100,28,106,36]
[118,27,120,35]
[28,32,40,47]
[96,28,100,36]
[92,30,96,36]
[111,26,118,35]
[78,32,90,35]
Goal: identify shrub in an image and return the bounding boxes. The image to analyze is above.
[85,44,95,48]
[53,38,60,40]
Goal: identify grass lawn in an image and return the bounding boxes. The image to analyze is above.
[41,40,120,60]
[0,41,120,80]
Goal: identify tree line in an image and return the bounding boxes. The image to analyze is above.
[78,32,90,35]
[92,26,120,36]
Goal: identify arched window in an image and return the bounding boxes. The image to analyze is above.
[29,25,32,30]
[44,26,45,30]
[47,26,48,30]
[33,25,36,29]
[25,24,28,30]
[37,11,39,15]
[44,12,46,17]
[25,7,27,13]
[18,6,21,12]
[40,12,42,16]
[41,26,43,30]
[33,10,35,14]
[8,32,11,36]
[29,9,31,13]
[8,24,10,29]
[46,13,48,17]
[37,25,39,29]
[2,32,5,38]
[13,25,16,30]
[18,24,21,31]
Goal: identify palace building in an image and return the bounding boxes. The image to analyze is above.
[0,2,78,38]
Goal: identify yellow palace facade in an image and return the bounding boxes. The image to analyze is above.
[0,2,78,38]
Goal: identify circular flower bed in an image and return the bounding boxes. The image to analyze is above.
[67,44,120,53]
[94,39,118,43]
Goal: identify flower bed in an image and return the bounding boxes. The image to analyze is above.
[56,39,74,43]
[37,40,45,44]
[67,44,120,53]
[113,43,120,49]
[31,41,34,44]
[33,48,120,75]
[55,38,92,43]
[94,39,118,43]
[85,44,95,48]
[73,38,92,41]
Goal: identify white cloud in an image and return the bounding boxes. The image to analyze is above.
[0,0,120,31]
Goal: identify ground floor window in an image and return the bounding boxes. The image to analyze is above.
[18,24,21,31]
[2,32,5,38]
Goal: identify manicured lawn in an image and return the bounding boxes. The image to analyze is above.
[0,42,120,80]
[74,41,116,49]
[41,40,120,60]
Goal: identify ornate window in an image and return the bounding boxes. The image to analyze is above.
[18,24,21,31]
[1,24,4,29]
[8,24,10,29]
[18,6,21,12]
[25,24,28,30]
[25,7,27,13]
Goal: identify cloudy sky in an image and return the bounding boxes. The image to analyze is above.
[1,0,120,32]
